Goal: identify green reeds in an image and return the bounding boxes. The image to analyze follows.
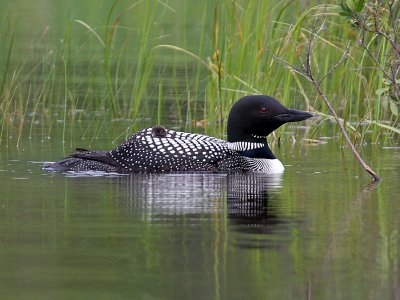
[0,0,398,145]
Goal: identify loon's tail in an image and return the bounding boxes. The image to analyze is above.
[43,148,121,172]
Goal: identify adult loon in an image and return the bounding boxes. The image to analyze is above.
[45,95,313,173]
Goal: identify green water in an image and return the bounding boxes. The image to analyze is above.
[1,133,400,299]
[1,1,400,299]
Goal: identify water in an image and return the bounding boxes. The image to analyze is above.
[1,135,400,299]
[1,0,400,299]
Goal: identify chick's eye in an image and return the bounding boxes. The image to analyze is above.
[259,107,268,113]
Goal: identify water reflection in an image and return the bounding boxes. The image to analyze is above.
[115,173,227,218]
[108,172,291,240]
[227,173,286,232]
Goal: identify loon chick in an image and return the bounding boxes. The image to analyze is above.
[151,126,168,138]
[45,95,313,173]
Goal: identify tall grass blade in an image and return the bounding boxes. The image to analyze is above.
[73,20,106,47]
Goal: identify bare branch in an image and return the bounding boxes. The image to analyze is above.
[273,13,381,181]
[359,31,393,80]
[287,24,308,73]
[312,82,380,181]
[377,29,400,62]
[318,44,350,85]
[306,16,326,75]
[389,1,399,46]
[270,53,312,81]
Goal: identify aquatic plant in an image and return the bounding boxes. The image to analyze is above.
[0,0,398,150]
[269,7,381,180]
[339,0,400,107]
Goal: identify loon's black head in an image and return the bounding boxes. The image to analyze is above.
[227,95,313,142]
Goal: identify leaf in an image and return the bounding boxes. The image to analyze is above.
[375,87,390,95]
[366,120,400,135]
[74,20,105,48]
[390,94,400,102]
[346,0,357,11]
[339,2,353,17]
[390,100,399,116]
[355,0,365,12]
[152,44,214,74]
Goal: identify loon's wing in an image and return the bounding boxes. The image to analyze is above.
[110,130,237,172]
[122,128,226,144]
[124,128,265,151]
[167,130,226,144]
[44,149,121,172]
[70,150,120,168]
[45,127,267,173]
[109,128,265,172]
[163,129,265,151]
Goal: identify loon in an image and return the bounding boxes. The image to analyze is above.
[44,95,313,173]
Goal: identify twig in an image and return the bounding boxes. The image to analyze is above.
[287,24,308,73]
[306,16,325,76]
[313,83,381,181]
[274,12,381,181]
[357,1,400,100]
[318,44,350,85]
[270,53,311,81]
[359,30,392,80]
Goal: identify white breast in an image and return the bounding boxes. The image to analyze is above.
[245,158,285,173]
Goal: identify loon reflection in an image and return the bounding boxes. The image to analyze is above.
[226,173,288,234]
[104,172,292,238]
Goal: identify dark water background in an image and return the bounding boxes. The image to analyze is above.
[1,0,400,299]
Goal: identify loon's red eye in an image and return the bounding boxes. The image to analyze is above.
[259,107,268,113]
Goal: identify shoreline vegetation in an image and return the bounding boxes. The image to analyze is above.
[0,1,398,152]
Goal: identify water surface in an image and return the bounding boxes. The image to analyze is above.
[1,136,399,299]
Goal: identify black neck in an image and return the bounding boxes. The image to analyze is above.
[238,142,276,159]
[227,128,276,159]
[227,114,277,159]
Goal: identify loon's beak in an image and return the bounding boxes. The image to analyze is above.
[274,108,314,123]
